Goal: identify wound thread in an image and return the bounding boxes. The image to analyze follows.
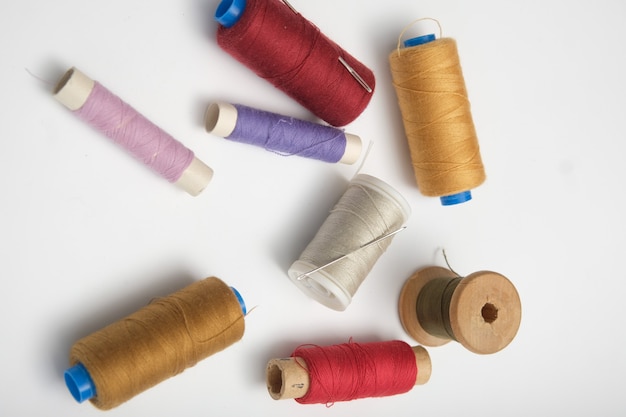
[65,277,245,410]
[389,35,486,204]
[416,277,462,340]
[288,174,411,311]
[54,67,213,196]
[75,82,193,182]
[215,0,375,127]
[290,341,421,405]
[205,102,362,164]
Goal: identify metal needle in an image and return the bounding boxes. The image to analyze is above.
[282,0,298,14]
[338,56,373,93]
[296,226,407,280]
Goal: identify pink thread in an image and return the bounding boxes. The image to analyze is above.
[74,82,194,183]
[292,340,417,405]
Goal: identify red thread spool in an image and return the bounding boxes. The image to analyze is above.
[266,340,431,405]
[215,0,375,127]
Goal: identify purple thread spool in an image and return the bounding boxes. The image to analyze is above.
[205,102,362,164]
[54,68,213,196]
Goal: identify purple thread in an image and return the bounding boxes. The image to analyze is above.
[74,82,194,183]
[227,104,347,163]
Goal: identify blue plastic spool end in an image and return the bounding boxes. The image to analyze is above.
[440,190,473,206]
[403,33,436,47]
[404,33,473,206]
[64,363,96,403]
[215,0,247,28]
[230,287,247,315]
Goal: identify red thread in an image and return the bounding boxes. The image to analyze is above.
[216,0,375,127]
[292,340,417,405]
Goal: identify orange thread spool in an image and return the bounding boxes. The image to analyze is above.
[389,28,486,205]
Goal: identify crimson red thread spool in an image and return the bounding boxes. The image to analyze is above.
[266,340,431,404]
[214,0,375,127]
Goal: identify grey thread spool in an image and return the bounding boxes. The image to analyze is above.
[288,174,411,311]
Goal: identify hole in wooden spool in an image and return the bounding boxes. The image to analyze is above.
[481,303,498,323]
[267,364,283,395]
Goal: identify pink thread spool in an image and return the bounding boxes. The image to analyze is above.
[53,67,213,196]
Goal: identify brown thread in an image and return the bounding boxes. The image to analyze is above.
[69,277,245,410]
[416,277,462,340]
[389,37,486,197]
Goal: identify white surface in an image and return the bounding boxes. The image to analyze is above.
[1,0,625,416]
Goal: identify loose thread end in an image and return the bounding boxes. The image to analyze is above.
[396,17,444,54]
[442,248,462,277]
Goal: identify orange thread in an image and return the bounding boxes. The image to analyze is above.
[389,37,486,197]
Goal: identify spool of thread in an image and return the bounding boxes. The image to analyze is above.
[399,266,521,354]
[53,67,213,196]
[388,31,486,205]
[205,102,362,164]
[214,0,375,127]
[266,340,431,404]
[288,174,411,311]
[64,277,246,410]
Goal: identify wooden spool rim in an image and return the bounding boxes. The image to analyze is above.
[450,270,522,354]
[398,266,457,347]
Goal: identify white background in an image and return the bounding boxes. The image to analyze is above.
[1,0,625,415]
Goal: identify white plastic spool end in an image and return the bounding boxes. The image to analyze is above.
[205,102,238,137]
[287,259,353,311]
[339,133,362,165]
[53,67,95,111]
[175,157,214,196]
